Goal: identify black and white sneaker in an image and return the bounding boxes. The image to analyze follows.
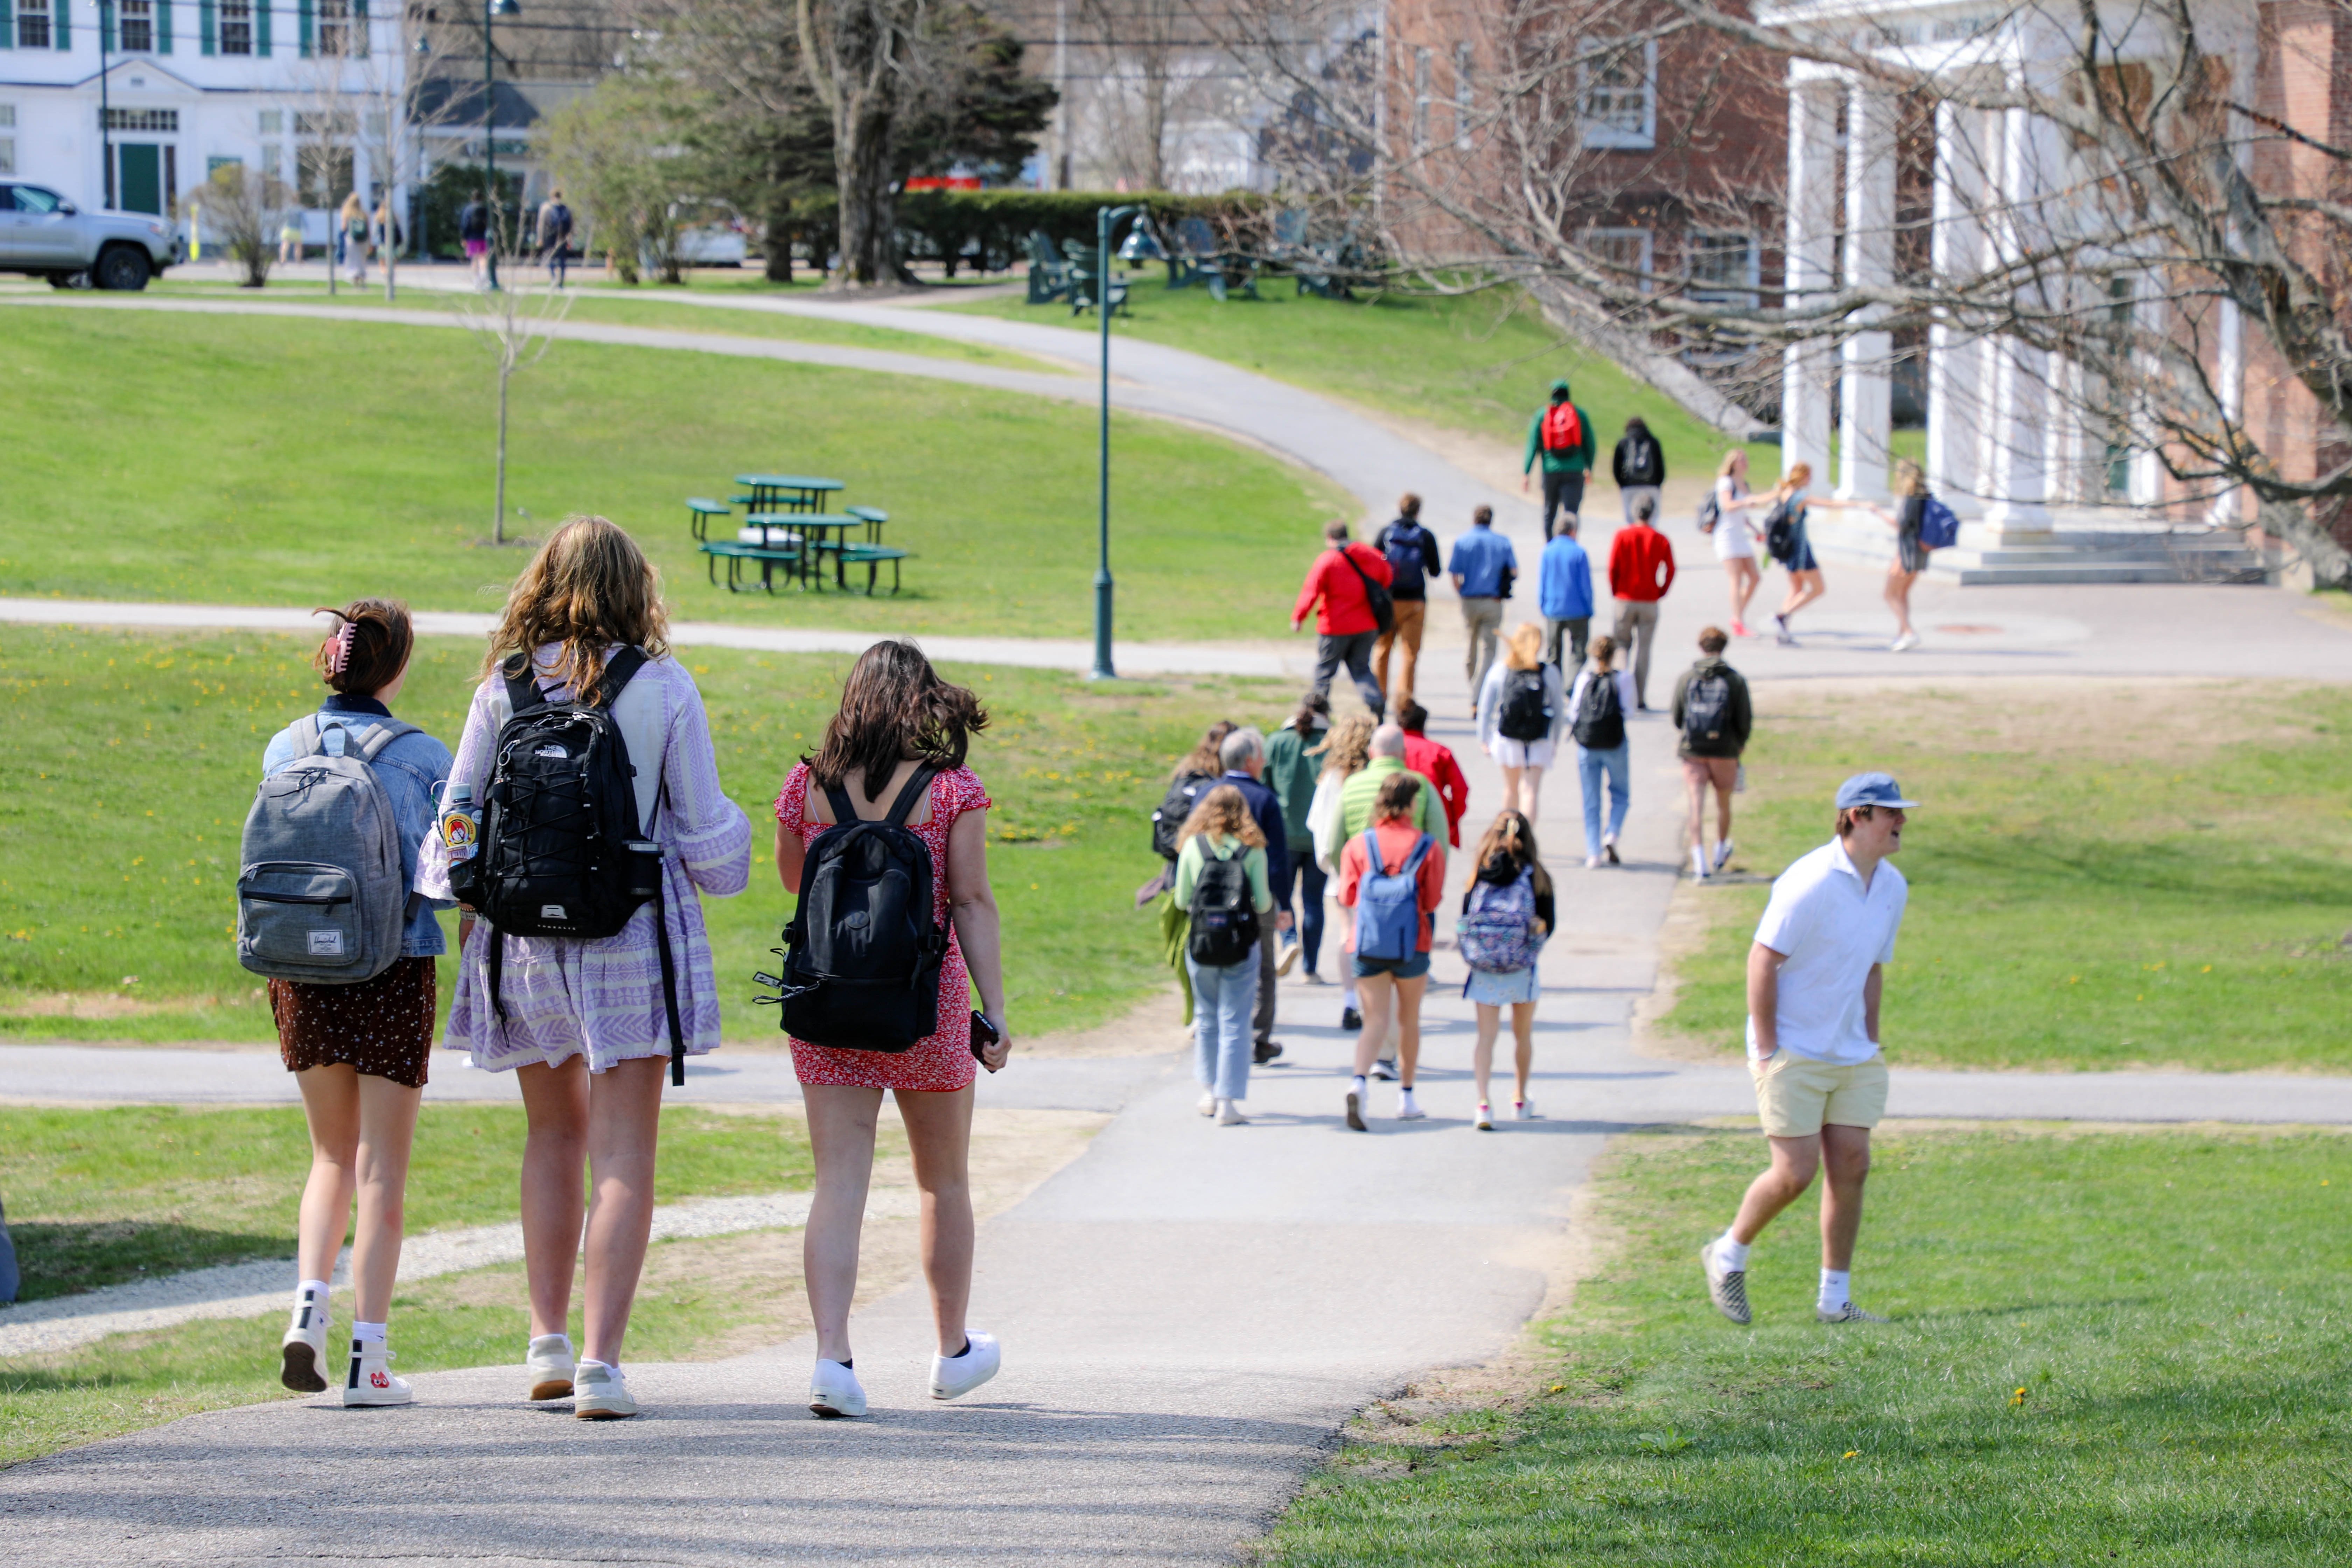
[1253,1040,1283,1065]
[1370,1057,1398,1082]
[1816,1301,1890,1324]
[1340,1006,1363,1031]
[1344,1090,1367,1132]
[1701,1242,1751,1326]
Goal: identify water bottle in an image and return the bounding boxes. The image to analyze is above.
[441,781,483,903]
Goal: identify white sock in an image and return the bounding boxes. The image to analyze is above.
[351,1320,387,1345]
[1819,1268,1851,1310]
[1714,1232,1751,1271]
[1349,1074,1368,1100]
[578,1357,618,1377]
[1398,1086,1420,1110]
[1342,982,1358,1011]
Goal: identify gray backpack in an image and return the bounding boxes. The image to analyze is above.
[236,717,418,984]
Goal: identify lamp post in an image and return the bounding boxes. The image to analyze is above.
[1090,203,1158,681]
[97,1,112,208]
[482,0,520,290]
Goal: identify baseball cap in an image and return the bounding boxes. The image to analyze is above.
[1835,772,1918,810]
[1550,378,1572,395]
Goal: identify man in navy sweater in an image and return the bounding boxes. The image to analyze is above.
[1219,727,1294,1064]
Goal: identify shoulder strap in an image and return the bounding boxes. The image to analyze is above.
[598,646,648,710]
[353,720,421,761]
[822,782,859,832]
[1360,828,1386,872]
[1339,546,1381,597]
[1401,834,1435,877]
[502,654,541,718]
[292,715,326,758]
[884,764,940,827]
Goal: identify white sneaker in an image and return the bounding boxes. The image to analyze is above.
[1395,1094,1427,1121]
[1216,1098,1247,1126]
[810,1357,867,1418]
[930,1330,1002,1401]
[342,1342,414,1407]
[1891,632,1920,652]
[1275,939,1301,977]
[1713,839,1735,872]
[1514,1098,1538,1120]
[526,1333,576,1401]
[1691,845,1710,880]
[573,1359,638,1420]
[1473,1103,1495,1132]
[280,1294,331,1393]
[1198,1090,1218,1117]
[1584,855,1601,869]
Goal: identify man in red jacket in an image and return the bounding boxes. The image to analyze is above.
[1607,493,1677,709]
[1292,519,1394,719]
[1396,699,1469,848]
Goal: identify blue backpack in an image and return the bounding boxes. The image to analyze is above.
[1919,495,1960,549]
[1353,829,1434,962]
[1457,868,1539,973]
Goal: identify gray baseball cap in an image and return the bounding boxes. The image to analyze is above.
[1835,772,1918,810]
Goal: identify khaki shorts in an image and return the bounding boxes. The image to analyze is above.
[1750,1051,1888,1138]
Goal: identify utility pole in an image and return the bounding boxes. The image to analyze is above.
[1053,0,1070,190]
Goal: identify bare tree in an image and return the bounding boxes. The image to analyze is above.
[450,263,573,544]
[185,163,295,288]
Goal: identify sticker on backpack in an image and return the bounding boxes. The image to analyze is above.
[541,904,567,920]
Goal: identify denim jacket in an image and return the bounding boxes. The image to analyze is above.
[260,694,456,957]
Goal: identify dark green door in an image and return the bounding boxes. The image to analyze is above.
[117,145,162,215]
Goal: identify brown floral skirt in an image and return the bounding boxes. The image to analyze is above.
[272,956,438,1089]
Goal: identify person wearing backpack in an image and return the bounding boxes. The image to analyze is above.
[1456,811,1555,1130]
[1216,727,1294,1064]
[1610,415,1667,526]
[1706,449,1764,638]
[1859,460,1947,652]
[1266,694,1331,985]
[1521,378,1597,539]
[247,599,453,1408]
[1148,721,1235,883]
[1335,772,1447,1130]
[1291,519,1394,721]
[1371,494,1442,709]
[1671,626,1754,881]
[773,638,1010,1420]
[421,518,752,1421]
[1566,634,1638,867]
[537,189,575,288]
[1724,462,1832,646]
[1306,713,1376,1033]
[1537,514,1595,673]
[1476,623,1568,824]
[1448,505,1518,710]
[1173,785,1278,1126]
[1606,492,1678,708]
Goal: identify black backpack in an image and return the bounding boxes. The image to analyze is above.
[765,766,945,1052]
[1682,666,1736,752]
[1152,771,1214,862]
[1763,499,1799,564]
[1572,671,1626,750]
[1498,667,1552,741]
[474,649,686,1083]
[1186,840,1261,966]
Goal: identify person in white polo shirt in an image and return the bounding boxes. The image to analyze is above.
[1701,772,1915,1326]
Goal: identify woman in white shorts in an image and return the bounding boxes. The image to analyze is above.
[1709,449,1762,637]
[1475,622,1569,823]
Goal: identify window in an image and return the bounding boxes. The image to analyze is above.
[295,111,353,139]
[259,110,285,135]
[1578,37,1657,150]
[316,0,367,57]
[1584,227,1653,292]
[0,107,14,177]
[104,108,181,132]
[297,144,354,208]
[219,0,253,55]
[16,0,51,49]
[1685,230,1759,306]
[16,184,65,212]
[1412,47,1431,155]
[258,144,283,180]
[1454,42,1474,153]
[119,0,155,53]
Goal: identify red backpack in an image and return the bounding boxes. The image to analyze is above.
[1541,402,1583,452]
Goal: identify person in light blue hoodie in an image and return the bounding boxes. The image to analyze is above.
[1538,515,1595,673]
[257,599,453,1408]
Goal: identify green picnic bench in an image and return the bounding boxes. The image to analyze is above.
[686,497,734,543]
[835,544,911,595]
[699,538,801,593]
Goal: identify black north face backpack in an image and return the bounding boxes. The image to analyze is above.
[473,648,686,1083]
[762,766,946,1052]
[1186,842,1261,966]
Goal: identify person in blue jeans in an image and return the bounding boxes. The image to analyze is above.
[1538,516,1595,672]
[1566,634,1638,867]
[1447,506,1519,714]
[1174,786,1276,1126]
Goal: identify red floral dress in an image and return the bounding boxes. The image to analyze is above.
[775,763,989,1093]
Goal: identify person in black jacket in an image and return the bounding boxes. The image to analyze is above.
[1612,416,1667,526]
[1372,493,1442,710]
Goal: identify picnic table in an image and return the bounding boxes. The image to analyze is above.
[733,474,845,513]
[741,513,870,590]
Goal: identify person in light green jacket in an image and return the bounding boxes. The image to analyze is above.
[1173,785,1276,1126]
[1336,726,1442,841]
[1264,691,1330,980]
[1522,377,1598,540]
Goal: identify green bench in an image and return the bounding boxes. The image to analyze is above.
[699,539,801,593]
[835,544,911,595]
[686,497,733,543]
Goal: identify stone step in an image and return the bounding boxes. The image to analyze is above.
[1801,516,2269,586]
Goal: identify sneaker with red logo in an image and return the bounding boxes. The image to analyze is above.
[342,1341,414,1407]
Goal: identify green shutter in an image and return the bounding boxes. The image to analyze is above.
[349,0,363,56]
[198,0,212,51]
[0,0,13,51]
[57,0,71,48]
[296,0,310,55]
[254,0,267,53]
[100,0,114,51]
[158,0,172,51]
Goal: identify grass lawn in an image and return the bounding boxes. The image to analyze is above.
[1659,681,2352,1072]
[953,281,1783,485]
[0,626,1288,1042]
[0,308,1342,641]
[1265,1123,2352,1566]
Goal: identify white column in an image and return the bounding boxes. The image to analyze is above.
[1838,83,1897,500]
[1926,100,1987,513]
[1780,77,1839,488]
[1978,101,2057,537]
[2209,299,2244,524]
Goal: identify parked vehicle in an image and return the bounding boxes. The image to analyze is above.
[672,224,747,267]
[0,182,179,290]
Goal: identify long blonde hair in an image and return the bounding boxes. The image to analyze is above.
[1893,458,1927,498]
[1779,461,1813,498]
[1504,622,1545,671]
[483,516,671,706]
[1317,713,1376,780]
[340,191,366,222]
[1178,784,1264,849]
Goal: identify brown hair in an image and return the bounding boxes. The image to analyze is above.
[1179,784,1265,849]
[1173,720,1236,782]
[1472,811,1555,901]
[1323,518,1351,542]
[1288,688,1331,741]
[1894,458,1928,498]
[1397,492,1422,519]
[1589,633,1617,669]
[1318,713,1376,778]
[1698,624,1729,654]
[312,598,413,696]
[1373,771,1421,823]
[1837,803,1900,838]
[1505,622,1545,671]
[482,516,670,707]
[1397,698,1428,732]
[806,638,989,800]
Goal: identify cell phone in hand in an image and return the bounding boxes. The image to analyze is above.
[971,1010,1001,1069]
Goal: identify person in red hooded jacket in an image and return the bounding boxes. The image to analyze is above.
[1292,519,1394,720]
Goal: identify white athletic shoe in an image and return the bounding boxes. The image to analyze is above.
[1891,632,1921,652]
[1217,1098,1248,1126]
[1344,1089,1367,1132]
[1692,845,1711,880]
[810,1358,867,1419]
[1514,1099,1538,1120]
[1198,1091,1218,1117]
[1584,855,1601,869]
[1473,1103,1496,1132]
[1702,1242,1752,1325]
[1713,839,1735,872]
[1817,1301,1890,1324]
[930,1331,1002,1401]
[342,1342,414,1407]
[573,1360,639,1419]
[526,1333,576,1402]
[280,1295,331,1394]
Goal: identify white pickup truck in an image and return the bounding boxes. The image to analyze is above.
[0,181,180,289]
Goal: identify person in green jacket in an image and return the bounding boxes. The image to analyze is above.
[1522,378,1598,540]
[1173,786,1277,1126]
[1338,726,1442,841]
[1264,691,1331,982]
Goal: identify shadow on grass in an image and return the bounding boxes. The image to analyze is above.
[6,1223,291,1302]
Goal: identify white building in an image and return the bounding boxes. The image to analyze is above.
[0,0,407,244]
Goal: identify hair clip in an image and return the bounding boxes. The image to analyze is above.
[329,618,356,676]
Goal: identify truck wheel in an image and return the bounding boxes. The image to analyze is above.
[94,245,152,292]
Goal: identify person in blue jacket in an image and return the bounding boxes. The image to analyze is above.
[1539,515,1596,672]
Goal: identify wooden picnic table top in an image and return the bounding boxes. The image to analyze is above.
[735,474,845,492]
